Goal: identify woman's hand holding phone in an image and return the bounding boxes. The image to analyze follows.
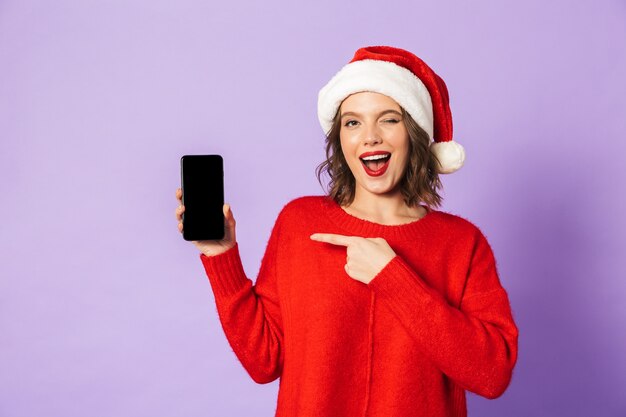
[175,188,237,257]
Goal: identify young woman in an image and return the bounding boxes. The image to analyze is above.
[175,46,518,417]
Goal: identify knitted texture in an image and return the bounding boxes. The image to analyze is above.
[200,196,518,417]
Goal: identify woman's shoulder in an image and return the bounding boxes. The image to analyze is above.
[277,195,328,218]
[269,196,329,235]
[430,208,489,241]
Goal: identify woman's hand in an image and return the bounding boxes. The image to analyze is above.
[175,187,237,257]
[310,233,396,284]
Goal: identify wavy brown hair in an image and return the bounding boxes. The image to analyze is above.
[316,106,443,208]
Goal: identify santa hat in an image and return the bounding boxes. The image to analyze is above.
[317,46,465,174]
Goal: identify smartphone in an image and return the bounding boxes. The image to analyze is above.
[180,155,225,241]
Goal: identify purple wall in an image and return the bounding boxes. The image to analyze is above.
[1,1,625,416]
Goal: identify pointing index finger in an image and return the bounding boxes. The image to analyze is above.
[310,233,355,247]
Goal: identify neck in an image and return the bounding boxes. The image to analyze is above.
[342,187,425,225]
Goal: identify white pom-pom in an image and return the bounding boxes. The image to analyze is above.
[430,141,465,174]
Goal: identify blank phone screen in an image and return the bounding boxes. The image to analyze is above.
[181,155,224,241]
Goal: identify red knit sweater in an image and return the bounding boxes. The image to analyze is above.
[200,196,518,417]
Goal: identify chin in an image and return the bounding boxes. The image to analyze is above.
[360,180,398,196]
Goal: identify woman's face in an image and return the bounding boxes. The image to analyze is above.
[339,91,410,200]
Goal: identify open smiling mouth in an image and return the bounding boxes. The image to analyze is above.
[360,152,391,177]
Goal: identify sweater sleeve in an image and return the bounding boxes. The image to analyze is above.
[368,230,518,399]
[199,215,284,384]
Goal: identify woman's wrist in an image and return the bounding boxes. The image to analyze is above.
[202,245,235,259]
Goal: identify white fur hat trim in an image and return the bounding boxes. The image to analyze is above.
[318,60,433,137]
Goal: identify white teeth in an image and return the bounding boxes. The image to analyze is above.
[361,154,390,161]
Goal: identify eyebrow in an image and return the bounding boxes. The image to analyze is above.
[340,109,403,119]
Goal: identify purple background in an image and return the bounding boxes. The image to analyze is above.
[1,0,625,416]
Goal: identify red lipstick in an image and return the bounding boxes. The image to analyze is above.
[359,151,391,159]
[359,151,391,177]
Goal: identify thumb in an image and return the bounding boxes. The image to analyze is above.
[223,203,237,244]
[224,203,236,225]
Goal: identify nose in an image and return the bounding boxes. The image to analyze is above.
[363,124,382,146]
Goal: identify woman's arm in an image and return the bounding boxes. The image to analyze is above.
[368,231,518,399]
[199,216,285,384]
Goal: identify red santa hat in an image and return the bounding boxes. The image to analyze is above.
[317,46,465,174]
